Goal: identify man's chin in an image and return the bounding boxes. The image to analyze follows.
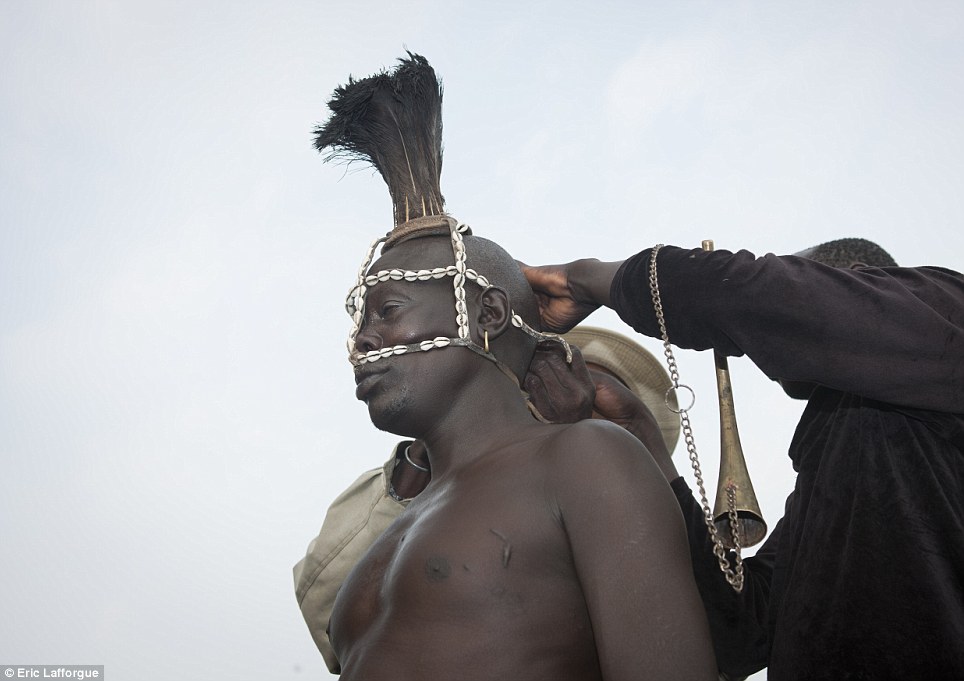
[366,402,396,433]
[365,393,415,437]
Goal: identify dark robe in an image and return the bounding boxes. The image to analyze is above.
[612,246,964,680]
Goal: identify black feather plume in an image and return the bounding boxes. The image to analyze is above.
[314,52,446,233]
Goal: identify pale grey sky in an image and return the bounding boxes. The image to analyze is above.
[1,1,962,679]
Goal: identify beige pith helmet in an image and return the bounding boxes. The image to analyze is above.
[562,326,680,454]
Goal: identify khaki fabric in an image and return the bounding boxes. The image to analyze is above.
[293,442,411,673]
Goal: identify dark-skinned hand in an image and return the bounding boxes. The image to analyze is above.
[518,261,602,334]
[524,341,595,423]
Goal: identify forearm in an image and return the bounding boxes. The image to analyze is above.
[567,258,625,309]
[612,246,964,411]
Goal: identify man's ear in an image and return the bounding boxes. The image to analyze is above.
[475,286,512,344]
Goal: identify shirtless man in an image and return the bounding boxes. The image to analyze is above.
[293,326,683,674]
[329,232,716,681]
[312,51,715,680]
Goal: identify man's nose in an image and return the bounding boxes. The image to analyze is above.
[354,322,382,354]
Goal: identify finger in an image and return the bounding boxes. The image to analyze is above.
[523,375,555,421]
[567,345,592,385]
[518,262,542,289]
[520,262,567,296]
[530,343,579,388]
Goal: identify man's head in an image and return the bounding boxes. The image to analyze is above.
[317,55,559,434]
[794,237,898,269]
[350,227,547,435]
[358,232,541,372]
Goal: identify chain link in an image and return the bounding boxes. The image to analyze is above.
[649,245,744,593]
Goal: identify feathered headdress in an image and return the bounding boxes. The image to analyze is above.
[314,51,458,248]
[317,52,572,418]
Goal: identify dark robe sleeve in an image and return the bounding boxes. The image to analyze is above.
[610,246,964,413]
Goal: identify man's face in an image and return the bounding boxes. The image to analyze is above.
[352,237,474,435]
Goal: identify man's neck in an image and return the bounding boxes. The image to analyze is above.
[418,375,541,479]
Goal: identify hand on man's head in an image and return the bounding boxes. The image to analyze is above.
[518,261,602,333]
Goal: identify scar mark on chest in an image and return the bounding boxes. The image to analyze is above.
[424,555,452,582]
[489,529,512,568]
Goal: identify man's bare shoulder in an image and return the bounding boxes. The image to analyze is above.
[539,418,652,463]
[534,419,667,495]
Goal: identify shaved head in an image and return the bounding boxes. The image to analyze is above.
[795,238,898,268]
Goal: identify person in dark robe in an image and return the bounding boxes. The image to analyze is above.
[521,237,964,680]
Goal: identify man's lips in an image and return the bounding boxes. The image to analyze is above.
[354,365,389,400]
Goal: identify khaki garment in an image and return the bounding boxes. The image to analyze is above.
[293,442,411,673]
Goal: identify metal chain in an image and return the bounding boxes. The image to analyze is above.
[648,245,744,593]
[725,484,745,577]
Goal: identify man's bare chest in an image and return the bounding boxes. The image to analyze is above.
[329,479,577,647]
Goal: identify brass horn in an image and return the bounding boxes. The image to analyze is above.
[703,240,767,549]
